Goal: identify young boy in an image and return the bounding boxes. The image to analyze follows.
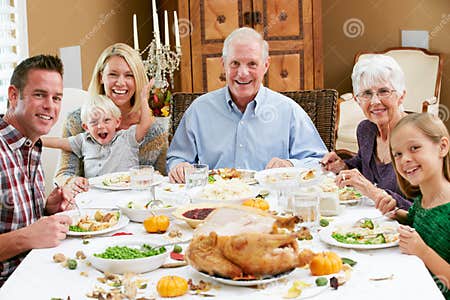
[42,90,153,178]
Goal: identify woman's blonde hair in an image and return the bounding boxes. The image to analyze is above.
[88,43,148,114]
[80,95,121,124]
[389,113,450,198]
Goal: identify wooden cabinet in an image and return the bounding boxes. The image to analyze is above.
[164,0,323,92]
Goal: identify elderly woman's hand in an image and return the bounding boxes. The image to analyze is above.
[336,168,382,199]
[320,152,347,174]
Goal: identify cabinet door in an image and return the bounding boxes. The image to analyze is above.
[188,0,322,92]
[190,0,250,92]
[253,0,317,91]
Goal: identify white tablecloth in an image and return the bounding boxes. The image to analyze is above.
[0,184,445,300]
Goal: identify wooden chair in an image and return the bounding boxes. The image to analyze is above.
[335,47,443,155]
[171,89,338,151]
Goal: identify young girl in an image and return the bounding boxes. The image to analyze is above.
[389,113,450,299]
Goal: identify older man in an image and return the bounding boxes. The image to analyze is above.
[0,55,73,286]
[167,27,327,183]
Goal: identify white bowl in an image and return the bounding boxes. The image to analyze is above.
[118,198,177,223]
[188,182,257,205]
[87,238,169,274]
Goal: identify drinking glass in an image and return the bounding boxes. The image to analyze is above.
[184,164,209,189]
[290,187,320,231]
[130,165,154,190]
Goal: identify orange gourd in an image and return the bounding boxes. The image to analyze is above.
[157,275,188,297]
[144,215,170,233]
[309,251,342,276]
[242,198,270,211]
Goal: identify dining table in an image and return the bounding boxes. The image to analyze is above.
[0,173,445,300]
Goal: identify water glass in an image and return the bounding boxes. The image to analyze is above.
[185,164,209,189]
[130,165,154,190]
[291,187,320,230]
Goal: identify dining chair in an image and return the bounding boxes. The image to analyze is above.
[335,47,443,155]
[171,89,338,151]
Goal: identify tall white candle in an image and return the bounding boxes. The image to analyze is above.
[152,0,161,49]
[133,14,139,50]
[164,10,170,47]
[174,11,180,50]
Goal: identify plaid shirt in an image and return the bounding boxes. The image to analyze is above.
[0,117,46,286]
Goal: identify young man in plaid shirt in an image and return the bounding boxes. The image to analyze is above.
[0,55,74,286]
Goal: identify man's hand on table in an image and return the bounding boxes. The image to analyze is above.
[169,162,192,183]
[265,157,293,169]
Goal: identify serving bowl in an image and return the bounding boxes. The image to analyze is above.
[188,179,258,205]
[172,202,227,228]
[87,238,169,274]
[118,199,176,223]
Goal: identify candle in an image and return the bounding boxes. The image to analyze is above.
[133,14,139,50]
[164,10,170,47]
[174,11,180,50]
[152,0,161,49]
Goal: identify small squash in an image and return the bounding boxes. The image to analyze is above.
[309,251,342,276]
[242,198,270,211]
[157,275,188,297]
[144,215,170,233]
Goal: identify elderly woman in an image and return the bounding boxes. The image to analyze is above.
[321,54,412,213]
[55,43,168,194]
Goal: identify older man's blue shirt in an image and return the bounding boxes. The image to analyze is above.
[167,86,327,171]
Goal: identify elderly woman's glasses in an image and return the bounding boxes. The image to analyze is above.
[356,88,396,102]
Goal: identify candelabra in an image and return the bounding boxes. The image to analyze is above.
[141,39,181,92]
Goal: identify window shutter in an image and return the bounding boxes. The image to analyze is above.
[0,0,28,114]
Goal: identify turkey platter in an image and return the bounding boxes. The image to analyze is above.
[186,206,309,280]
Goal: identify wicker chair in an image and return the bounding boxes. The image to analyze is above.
[171,89,338,151]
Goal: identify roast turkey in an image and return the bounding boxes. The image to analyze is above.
[186,206,308,279]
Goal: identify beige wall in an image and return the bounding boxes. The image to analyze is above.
[323,0,450,128]
[27,0,152,90]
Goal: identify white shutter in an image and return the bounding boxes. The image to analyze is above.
[0,0,28,114]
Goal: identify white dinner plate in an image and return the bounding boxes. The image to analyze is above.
[193,268,295,287]
[61,209,129,236]
[319,221,399,249]
[89,172,164,190]
[255,167,320,188]
[209,168,257,185]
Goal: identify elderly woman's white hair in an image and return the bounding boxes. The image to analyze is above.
[351,54,406,98]
[222,27,269,61]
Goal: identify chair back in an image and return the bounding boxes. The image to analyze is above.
[357,47,443,113]
[171,89,338,151]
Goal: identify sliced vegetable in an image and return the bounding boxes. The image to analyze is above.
[341,257,357,267]
[67,259,77,270]
[173,245,182,253]
[319,219,330,227]
[315,277,328,286]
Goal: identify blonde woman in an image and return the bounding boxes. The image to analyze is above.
[55,43,168,194]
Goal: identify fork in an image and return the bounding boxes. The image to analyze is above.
[354,208,399,227]
[55,182,82,217]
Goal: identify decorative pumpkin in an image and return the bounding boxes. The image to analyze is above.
[143,215,170,233]
[242,198,270,211]
[309,251,342,276]
[157,275,188,297]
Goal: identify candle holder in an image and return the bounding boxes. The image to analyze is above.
[141,39,181,91]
